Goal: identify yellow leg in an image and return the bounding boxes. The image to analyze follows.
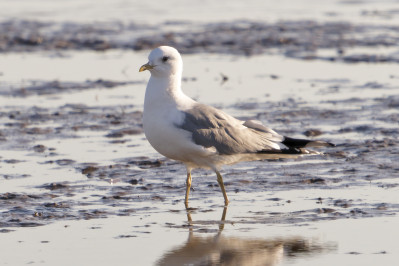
[219,206,228,231]
[216,171,229,206]
[185,170,192,207]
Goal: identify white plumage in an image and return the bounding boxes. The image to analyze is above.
[139,46,334,206]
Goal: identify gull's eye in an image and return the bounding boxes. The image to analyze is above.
[162,56,169,62]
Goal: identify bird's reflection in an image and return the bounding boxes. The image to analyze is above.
[157,207,335,266]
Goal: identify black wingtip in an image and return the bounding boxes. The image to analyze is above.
[283,136,335,148]
[282,136,311,148]
[258,148,303,155]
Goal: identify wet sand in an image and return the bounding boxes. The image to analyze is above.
[1,0,399,265]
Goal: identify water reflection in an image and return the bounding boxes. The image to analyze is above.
[157,207,335,266]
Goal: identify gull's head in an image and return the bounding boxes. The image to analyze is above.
[139,46,183,78]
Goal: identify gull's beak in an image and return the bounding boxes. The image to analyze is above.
[139,63,154,72]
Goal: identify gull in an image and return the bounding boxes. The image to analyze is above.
[139,46,334,206]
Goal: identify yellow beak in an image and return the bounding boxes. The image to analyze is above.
[139,63,154,72]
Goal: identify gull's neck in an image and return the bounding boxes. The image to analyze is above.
[144,73,191,109]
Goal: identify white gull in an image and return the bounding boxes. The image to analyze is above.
[139,46,334,206]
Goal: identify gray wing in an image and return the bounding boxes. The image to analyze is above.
[176,103,284,155]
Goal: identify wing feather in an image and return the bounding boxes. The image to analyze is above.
[177,104,283,155]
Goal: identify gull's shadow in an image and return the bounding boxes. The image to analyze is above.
[156,207,335,266]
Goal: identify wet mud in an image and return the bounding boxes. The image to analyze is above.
[1,90,398,229]
[1,19,399,63]
[1,103,142,150]
[0,79,142,97]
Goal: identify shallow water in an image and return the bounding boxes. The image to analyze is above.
[2,0,399,25]
[1,0,399,265]
[1,49,398,265]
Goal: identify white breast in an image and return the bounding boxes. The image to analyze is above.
[143,78,211,163]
